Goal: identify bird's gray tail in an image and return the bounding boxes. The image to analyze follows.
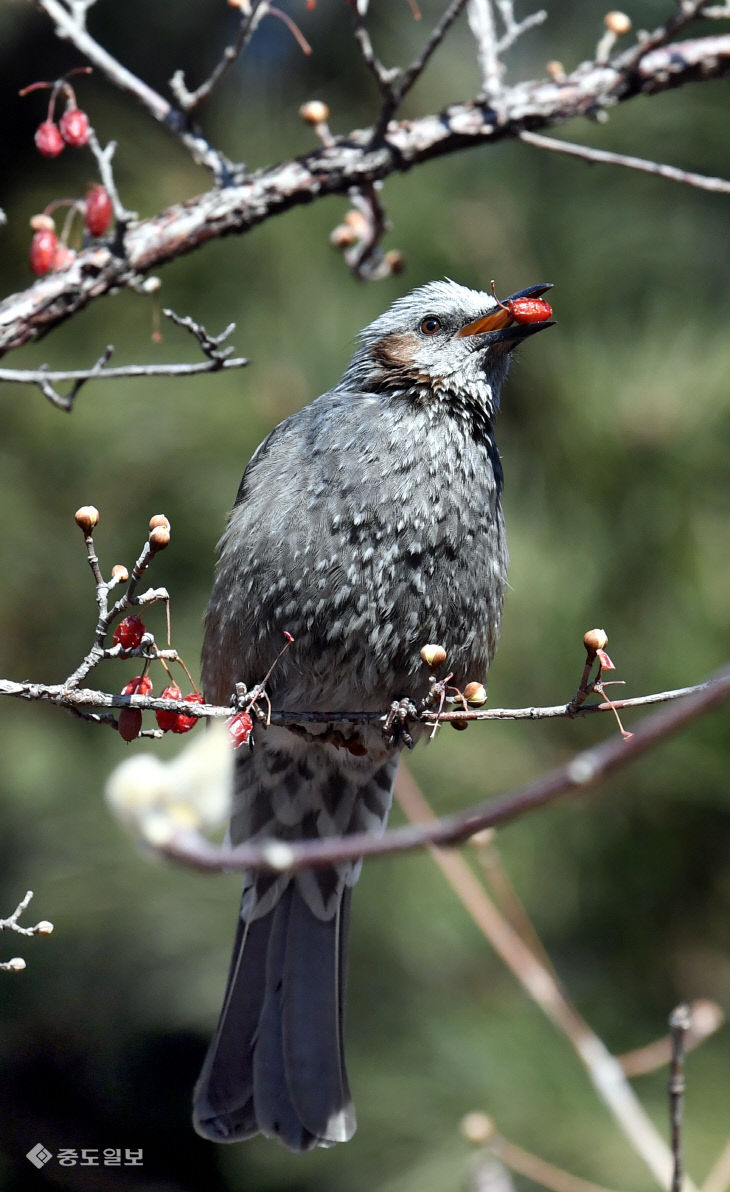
[193,879,355,1151]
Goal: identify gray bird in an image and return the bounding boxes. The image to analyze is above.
[193,278,553,1151]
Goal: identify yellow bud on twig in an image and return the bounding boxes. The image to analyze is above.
[584,627,608,655]
[464,681,487,706]
[299,100,330,125]
[75,505,99,534]
[604,10,631,35]
[420,643,447,667]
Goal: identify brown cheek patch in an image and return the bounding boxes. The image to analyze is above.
[372,332,420,369]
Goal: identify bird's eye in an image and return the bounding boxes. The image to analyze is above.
[420,316,442,336]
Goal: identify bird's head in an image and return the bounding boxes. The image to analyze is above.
[341,278,554,419]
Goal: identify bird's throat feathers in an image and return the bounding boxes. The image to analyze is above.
[341,331,506,436]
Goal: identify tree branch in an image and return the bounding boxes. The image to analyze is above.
[0,313,248,410]
[0,891,54,973]
[519,129,730,194]
[169,0,268,112]
[3,29,728,356]
[143,661,730,873]
[0,674,721,727]
[37,0,237,180]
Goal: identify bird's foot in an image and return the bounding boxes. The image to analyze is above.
[232,681,270,724]
[383,698,418,749]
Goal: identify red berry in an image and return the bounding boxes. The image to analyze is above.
[118,673,152,740]
[30,228,58,275]
[156,683,182,732]
[85,184,113,236]
[52,244,76,271]
[171,691,205,734]
[227,711,254,750]
[59,106,90,147]
[34,120,65,157]
[118,707,143,742]
[506,297,553,324]
[113,615,146,651]
[121,674,153,696]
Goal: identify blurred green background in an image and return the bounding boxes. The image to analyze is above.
[0,1,728,1188]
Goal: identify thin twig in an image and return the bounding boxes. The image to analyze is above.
[618,999,724,1077]
[37,0,236,179]
[520,129,730,194]
[0,891,54,972]
[395,769,693,1189]
[170,0,268,111]
[482,1130,626,1192]
[0,314,248,409]
[669,1004,692,1192]
[613,0,713,71]
[468,0,546,98]
[367,0,471,141]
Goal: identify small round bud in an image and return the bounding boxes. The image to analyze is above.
[421,644,447,668]
[30,213,56,232]
[330,224,357,248]
[75,505,99,534]
[460,1111,495,1145]
[149,513,170,532]
[35,920,54,935]
[111,564,129,582]
[141,276,161,294]
[451,719,469,732]
[469,828,495,849]
[6,957,26,972]
[149,526,171,552]
[299,99,330,125]
[584,627,608,654]
[464,682,487,706]
[604,10,631,34]
[546,59,566,81]
[385,249,405,274]
[343,209,369,236]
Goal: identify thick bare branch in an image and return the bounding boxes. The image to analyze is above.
[2,31,728,357]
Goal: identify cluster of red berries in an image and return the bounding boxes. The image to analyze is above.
[113,613,253,748]
[113,615,204,742]
[29,185,112,276]
[23,70,113,276]
[34,106,90,156]
[21,71,92,158]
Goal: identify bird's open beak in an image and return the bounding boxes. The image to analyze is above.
[457,283,554,342]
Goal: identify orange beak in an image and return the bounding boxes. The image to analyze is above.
[456,308,513,337]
